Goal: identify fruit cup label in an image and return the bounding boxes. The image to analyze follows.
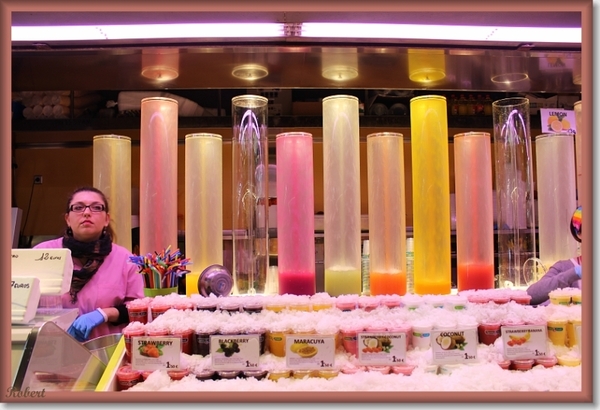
[501,325,547,360]
[357,332,407,365]
[130,336,181,371]
[540,108,576,134]
[210,334,261,371]
[285,335,335,370]
[431,328,478,364]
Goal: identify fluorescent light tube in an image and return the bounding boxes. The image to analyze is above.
[300,23,581,44]
[12,23,285,42]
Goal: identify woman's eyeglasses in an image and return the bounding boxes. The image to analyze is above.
[69,203,106,213]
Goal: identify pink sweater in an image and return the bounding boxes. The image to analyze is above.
[34,237,144,340]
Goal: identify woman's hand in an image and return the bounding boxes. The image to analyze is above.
[67,309,106,342]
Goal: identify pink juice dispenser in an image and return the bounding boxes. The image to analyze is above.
[275,132,316,295]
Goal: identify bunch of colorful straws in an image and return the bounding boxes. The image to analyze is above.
[129,245,191,289]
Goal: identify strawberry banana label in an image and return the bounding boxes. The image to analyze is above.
[501,325,548,360]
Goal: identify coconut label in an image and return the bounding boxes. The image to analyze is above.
[285,335,336,370]
[431,328,478,364]
[357,332,407,365]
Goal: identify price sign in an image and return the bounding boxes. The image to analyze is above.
[131,336,181,371]
[540,108,576,134]
[501,325,547,360]
[285,334,335,370]
[357,332,407,365]
[431,328,478,364]
[210,334,260,371]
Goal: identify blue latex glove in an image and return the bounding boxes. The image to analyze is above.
[67,310,105,342]
[574,265,582,278]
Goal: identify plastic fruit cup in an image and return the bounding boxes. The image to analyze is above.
[268,370,291,381]
[358,298,380,312]
[243,370,268,380]
[292,369,312,379]
[318,369,340,379]
[381,296,403,309]
[171,329,194,355]
[217,370,240,380]
[497,359,511,370]
[511,294,532,305]
[126,304,149,324]
[311,301,334,311]
[478,322,502,345]
[116,365,142,391]
[335,300,357,311]
[195,299,218,312]
[146,328,169,337]
[491,295,511,305]
[289,301,312,312]
[388,325,412,349]
[549,295,571,306]
[340,326,362,357]
[194,330,216,356]
[141,370,155,381]
[367,365,391,375]
[340,365,364,375]
[547,319,568,346]
[571,294,581,305]
[168,369,190,381]
[267,328,291,357]
[512,359,535,371]
[123,327,146,359]
[391,364,415,376]
[467,294,489,304]
[535,356,558,368]
[194,369,215,381]
[243,302,264,314]
[150,303,171,321]
[265,302,287,313]
[557,355,581,367]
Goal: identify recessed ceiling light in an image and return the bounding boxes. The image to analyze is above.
[141,66,179,81]
[232,64,269,80]
[322,66,358,81]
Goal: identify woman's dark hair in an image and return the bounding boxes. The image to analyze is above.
[64,186,116,240]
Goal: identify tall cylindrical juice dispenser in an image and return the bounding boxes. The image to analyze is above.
[573,101,582,206]
[409,95,451,295]
[184,133,223,296]
[322,95,361,296]
[93,134,132,251]
[139,97,178,256]
[366,132,407,296]
[231,95,269,295]
[535,133,577,268]
[276,132,316,295]
[453,132,495,291]
[492,97,537,289]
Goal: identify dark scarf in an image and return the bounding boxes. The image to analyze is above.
[62,230,113,304]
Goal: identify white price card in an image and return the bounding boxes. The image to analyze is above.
[357,332,407,365]
[131,336,181,371]
[431,328,478,364]
[501,325,547,360]
[285,334,336,370]
[210,334,261,371]
[540,108,576,134]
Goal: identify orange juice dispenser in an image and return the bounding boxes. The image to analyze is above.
[322,95,362,296]
[366,132,407,296]
[409,95,451,295]
[184,133,223,296]
[453,132,495,291]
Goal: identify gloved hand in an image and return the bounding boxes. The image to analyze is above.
[574,265,582,278]
[67,309,106,342]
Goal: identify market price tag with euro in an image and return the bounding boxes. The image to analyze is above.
[131,336,181,371]
[431,328,478,364]
[357,332,407,365]
[286,334,336,370]
[501,325,547,360]
[210,334,260,371]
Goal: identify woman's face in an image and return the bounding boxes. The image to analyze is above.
[64,190,110,242]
